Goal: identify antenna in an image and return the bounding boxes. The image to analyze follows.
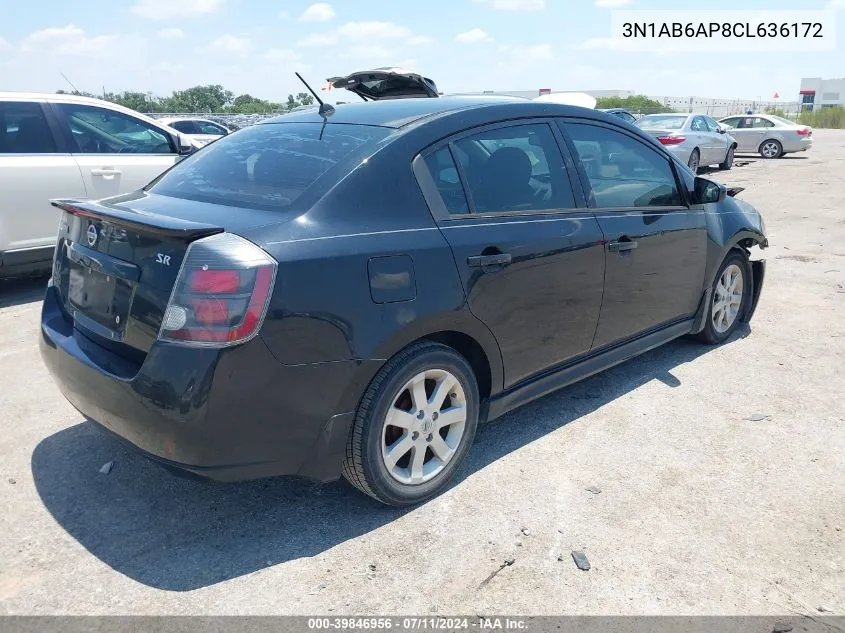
[60,72,80,94]
[295,72,335,119]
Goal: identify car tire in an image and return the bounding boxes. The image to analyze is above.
[695,250,752,345]
[719,145,735,170]
[342,341,480,506]
[759,139,783,159]
[687,149,701,173]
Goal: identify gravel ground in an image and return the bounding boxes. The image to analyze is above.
[0,131,843,616]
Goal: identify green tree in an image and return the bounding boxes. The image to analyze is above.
[163,85,234,113]
[595,95,674,115]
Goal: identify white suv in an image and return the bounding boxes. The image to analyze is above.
[0,92,197,277]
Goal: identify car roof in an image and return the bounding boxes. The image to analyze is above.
[262,95,609,129]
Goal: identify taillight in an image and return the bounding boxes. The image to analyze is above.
[159,233,277,347]
[797,128,810,136]
[657,135,685,145]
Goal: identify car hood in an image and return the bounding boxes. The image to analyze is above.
[327,67,439,100]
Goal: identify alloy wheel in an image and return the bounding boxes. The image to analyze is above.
[380,369,467,485]
[711,263,744,334]
[761,141,780,158]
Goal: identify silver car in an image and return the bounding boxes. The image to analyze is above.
[718,113,813,159]
[635,113,737,173]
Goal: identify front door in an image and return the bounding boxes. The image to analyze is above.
[51,103,180,200]
[561,120,707,349]
[414,121,606,388]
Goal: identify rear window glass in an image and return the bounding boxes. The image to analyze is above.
[149,122,392,211]
[636,115,687,131]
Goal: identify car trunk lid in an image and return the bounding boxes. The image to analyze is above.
[50,193,285,362]
[327,67,439,100]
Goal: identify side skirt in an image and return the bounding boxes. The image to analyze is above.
[485,319,694,423]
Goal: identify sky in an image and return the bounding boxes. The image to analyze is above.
[0,0,843,103]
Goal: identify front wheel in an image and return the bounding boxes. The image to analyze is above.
[759,139,783,159]
[695,251,752,345]
[342,342,480,506]
[719,146,735,170]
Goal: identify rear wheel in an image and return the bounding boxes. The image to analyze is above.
[759,139,783,159]
[695,251,752,345]
[687,149,701,173]
[719,146,735,170]
[342,342,479,506]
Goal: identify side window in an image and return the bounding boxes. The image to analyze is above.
[564,123,683,208]
[691,117,708,132]
[423,147,469,215]
[451,123,575,214]
[171,120,199,134]
[753,117,774,128]
[738,117,755,129]
[197,121,227,135]
[58,104,174,154]
[720,118,741,129]
[0,102,57,154]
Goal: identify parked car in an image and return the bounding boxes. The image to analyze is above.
[157,117,232,147]
[599,108,638,124]
[40,98,768,506]
[635,113,737,173]
[717,114,812,159]
[0,92,198,278]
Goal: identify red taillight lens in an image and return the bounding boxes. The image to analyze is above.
[657,135,685,145]
[797,128,810,136]
[190,269,240,293]
[159,233,277,347]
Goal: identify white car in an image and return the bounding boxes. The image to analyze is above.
[0,92,199,277]
[718,113,813,159]
[156,117,232,147]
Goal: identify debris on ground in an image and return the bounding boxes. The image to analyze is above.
[478,558,516,588]
[98,461,114,475]
[772,621,793,633]
[585,486,602,495]
[571,550,591,571]
[817,605,833,613]
[8,478,15,485]
[747,413,771,421]
[521,528,530,536]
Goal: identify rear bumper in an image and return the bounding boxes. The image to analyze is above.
[39,287,363,482]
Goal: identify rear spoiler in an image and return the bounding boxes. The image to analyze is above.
[51,199,224,240]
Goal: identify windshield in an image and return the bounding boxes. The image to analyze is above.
[149,122,392,211]
[636,115,687,131]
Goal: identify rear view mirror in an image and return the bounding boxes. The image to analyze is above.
[693,176,726,204]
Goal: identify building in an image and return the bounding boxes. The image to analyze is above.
[799,78,845,111]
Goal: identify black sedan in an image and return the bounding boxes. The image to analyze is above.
[40,96,768,506]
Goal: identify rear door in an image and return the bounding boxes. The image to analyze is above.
[0,101,86,260]
[734,116,768,152]
[691,116,717,164]
[50,102,180,200]
[560,120,707,349]
[414,120,606,388]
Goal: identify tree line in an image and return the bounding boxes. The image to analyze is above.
[56,84,315,114]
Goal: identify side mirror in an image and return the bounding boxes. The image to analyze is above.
[693,176,726,204]
[717,127,726,134]
[174,133,195,156]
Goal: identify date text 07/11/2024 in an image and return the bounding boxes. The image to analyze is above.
[306,617,528,630]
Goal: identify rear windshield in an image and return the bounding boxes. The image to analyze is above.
[636,115,687,130]
[149,122,392,211]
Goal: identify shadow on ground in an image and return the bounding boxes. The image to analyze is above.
[0,274,49,309]
[31,327,749,591]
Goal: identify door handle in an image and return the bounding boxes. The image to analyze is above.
[90,168,122,177]
[467,253,512,268]
[608,239,638,253]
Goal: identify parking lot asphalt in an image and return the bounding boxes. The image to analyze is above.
[1,131,843,615]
